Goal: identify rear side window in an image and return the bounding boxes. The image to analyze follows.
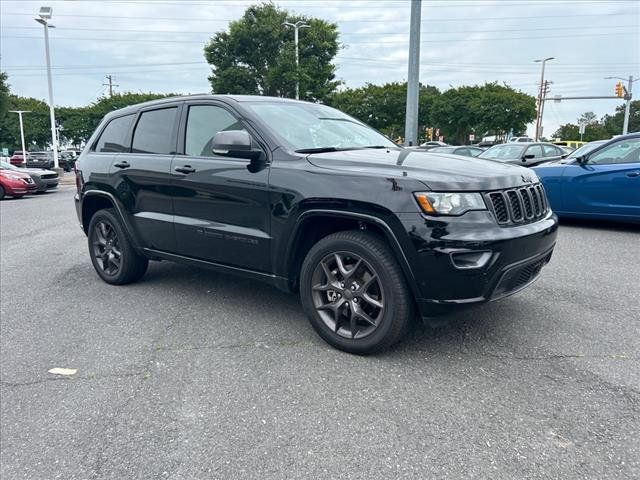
[185,105,244,157]
[526,145,543,158]
[543,145,560,156]
[132,107,178,154]
[94,114,134,153]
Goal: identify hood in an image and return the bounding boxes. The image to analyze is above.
[305,148,538,191]
[24,168,56,176]
[0,170,31,179]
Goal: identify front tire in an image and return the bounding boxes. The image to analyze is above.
[300,230,413,354]
[0,186,4,200]
[88,208,148,285]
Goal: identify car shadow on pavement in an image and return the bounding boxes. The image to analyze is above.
[138,260,516,358]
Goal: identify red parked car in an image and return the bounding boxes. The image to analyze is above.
[9,151,28,167]
[0,164,37,199]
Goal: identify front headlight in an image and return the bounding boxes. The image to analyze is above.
[414,192,486,216]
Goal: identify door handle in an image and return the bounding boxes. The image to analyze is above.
[174,165,196,174]
[626,171,640,178]
[113,161,130,169]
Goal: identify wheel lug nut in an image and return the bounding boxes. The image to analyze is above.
[354,298,358,303]
[340,283,345,288]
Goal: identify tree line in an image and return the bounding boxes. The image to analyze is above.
[552,106,639,142]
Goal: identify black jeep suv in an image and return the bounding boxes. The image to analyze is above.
[74,95,558,354]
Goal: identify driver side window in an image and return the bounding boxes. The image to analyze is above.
[185,105,245,157]
[589,138,640,165]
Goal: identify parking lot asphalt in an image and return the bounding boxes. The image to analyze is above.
[1,187,639,479]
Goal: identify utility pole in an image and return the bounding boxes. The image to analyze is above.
[35,6,59,171]
[623,75,633,135]
[103,74,119,97]
[404,0,422,147]
[534,57,554,141]
[9,110,31,167]
[604,75,638,134]
[283,20,310,100]
[538,80,552,140]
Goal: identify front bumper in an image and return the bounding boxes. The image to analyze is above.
[397,209,559,317]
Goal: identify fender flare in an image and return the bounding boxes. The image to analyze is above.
[81,190,144,252]
[287,209,420,300]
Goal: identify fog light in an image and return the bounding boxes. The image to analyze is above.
[450,251,492,270]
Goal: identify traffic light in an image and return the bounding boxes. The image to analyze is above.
[426,127,433,140]
[615,82,624,98]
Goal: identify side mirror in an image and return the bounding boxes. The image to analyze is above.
[522,153,535,161]
[212,130,263,160]
[575,155,587,164]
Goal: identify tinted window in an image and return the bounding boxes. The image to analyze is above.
[526,145,543,158]
[185,105,244,157]
[589,138,640,165]
[132,107,177,154]
[94,114,134,153]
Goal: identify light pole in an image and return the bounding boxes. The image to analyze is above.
[605,75,638,135]
[404,0,422,147]
[534,57,554,141]
[283,20,310,100]
[35,6,60,171]
[9,111,31,167]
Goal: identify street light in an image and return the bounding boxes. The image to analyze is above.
[283,20,310,100]
[35,6,60,171]
[605,75,638,135]
[9,111,31,167]
[534,57,554,141]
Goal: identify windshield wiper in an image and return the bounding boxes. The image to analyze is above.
[295,145,391,154]
[295,147,342,153]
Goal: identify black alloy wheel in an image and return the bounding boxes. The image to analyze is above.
[311,251,385,340]
[300,230,413,354]
[88,208,148,285]
[92,220,122,276]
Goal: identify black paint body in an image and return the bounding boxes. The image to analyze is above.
[74,95,558,318]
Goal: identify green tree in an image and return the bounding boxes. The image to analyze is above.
[0,95,51,152]
[204,3,340,101]
[602,100,640,136]
[430,83,536,144]
[0,72,10,121]
[328,82,440,140]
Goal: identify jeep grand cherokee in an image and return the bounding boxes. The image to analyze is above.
[74,95,558,354]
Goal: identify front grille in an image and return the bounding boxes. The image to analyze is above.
[492,251,553,299]
[485,184,549,226]
[41,173,58,179]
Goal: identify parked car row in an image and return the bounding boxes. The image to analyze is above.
[0,160,59,199]
[9,150,79,172]
[418,135,638,223]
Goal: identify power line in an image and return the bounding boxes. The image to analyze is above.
[3,30,635,44]
[1,11,630,23]
[2,23,636,36]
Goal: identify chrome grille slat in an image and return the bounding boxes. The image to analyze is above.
[485,183,549,226]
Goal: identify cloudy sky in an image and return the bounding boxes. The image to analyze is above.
[1,0,638,137]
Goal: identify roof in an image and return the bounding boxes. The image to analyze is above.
[107,94,309,117]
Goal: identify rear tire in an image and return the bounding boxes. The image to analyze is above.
[0,186,5,200]
[300,230,413,354]
[88,208,148,285]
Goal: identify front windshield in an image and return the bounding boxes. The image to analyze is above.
[567,141,606,159]
[479,144,527,161]
[0,161,18,170]
[245,102,397,151]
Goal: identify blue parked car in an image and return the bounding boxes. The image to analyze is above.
[533,133,640,223]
